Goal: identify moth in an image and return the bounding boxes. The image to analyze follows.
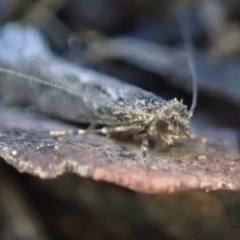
[0,23,197,158]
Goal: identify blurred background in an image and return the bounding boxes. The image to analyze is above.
[1,0,240,240]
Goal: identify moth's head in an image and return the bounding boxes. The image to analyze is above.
[149,98,191,144]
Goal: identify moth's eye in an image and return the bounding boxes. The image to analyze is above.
[156,120,168,132]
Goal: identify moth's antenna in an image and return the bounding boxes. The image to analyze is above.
[176,12,198,116]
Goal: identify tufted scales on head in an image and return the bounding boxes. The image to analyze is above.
[153,98,191,144]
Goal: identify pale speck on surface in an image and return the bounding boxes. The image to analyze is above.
[201,138,208,143]
[12,150,17,156]
[54,145,61,150]
[198,155,207,160]
[151,165,158,170]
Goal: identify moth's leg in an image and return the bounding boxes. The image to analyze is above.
[50,125,143,137]
[97,125,144,136]
[49,129,74,136]
[141,134,149,158]
[49,123,98,136]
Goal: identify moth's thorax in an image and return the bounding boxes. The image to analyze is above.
[147,98,191,144]
[117,97,165,126]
